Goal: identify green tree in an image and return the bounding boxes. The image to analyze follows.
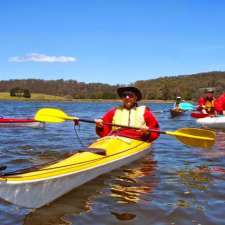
[23,89,31,98]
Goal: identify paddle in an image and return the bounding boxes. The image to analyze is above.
[152,110,165,114]
[35,108,215,148]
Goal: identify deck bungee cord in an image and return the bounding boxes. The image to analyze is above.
[73,121,86,147]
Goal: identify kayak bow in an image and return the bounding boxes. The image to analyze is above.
[0,117,44,128]
[0,136,151,208]
[196,116,225,129]
[191,112,212,119]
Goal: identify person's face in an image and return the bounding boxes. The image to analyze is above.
[121,93,137,109]
[206,92,214,98]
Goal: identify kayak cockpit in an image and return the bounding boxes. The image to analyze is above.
[78,148,106,156]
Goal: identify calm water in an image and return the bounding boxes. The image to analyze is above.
[0,101,224,225]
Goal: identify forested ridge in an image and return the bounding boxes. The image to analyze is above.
[134,71,225,100]
[0,71,225,100]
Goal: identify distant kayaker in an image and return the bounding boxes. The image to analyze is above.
[215,92,225,115]
[197,88,216,114]
[95,86,160,142]
[173,96,182,111]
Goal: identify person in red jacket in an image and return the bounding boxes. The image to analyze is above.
[215,92,225,115]
[95,86,160,142]
[197,88,216,114]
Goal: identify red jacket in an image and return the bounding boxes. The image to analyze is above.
[215,93,225,114]
[96,106,160,142]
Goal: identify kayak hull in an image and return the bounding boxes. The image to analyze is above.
[0,136,151,208]
[0,118,44,128]
[196,116,225,129]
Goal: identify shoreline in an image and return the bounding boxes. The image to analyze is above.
[0,92,184,103]
[67,99,175,103]
[0,98,174,103]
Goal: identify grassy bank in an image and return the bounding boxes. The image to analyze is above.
[0,92,120,102]
[0,92,68,101]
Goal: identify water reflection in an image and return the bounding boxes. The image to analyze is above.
[178,168,212,191]
[111,211,136,221]
[23,154,159,225]
[199,131,225,158]
[108,155,159,222]
[110,154,158,205]
[23,175,107,225]
[192,165,225,176]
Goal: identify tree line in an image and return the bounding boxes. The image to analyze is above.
[134,71,225,100]
[0,71,224,100]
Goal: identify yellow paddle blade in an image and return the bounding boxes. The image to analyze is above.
[35,108,78,123]
[166,128,215,148]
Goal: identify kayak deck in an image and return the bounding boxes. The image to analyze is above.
[1,136,150,182]
[0,136,150,183]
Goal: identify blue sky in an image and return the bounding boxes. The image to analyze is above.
[1,0,225,84]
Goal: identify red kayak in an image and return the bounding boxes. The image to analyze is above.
[0,117,44,128]
[190,112,212,119]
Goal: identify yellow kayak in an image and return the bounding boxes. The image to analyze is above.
[0,135,151,208]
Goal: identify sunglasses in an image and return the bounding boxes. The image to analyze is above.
[121,93,135,98]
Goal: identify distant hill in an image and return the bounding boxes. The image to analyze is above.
[0,79,119,99]
[134,71,225,100]
[0,71,225,100]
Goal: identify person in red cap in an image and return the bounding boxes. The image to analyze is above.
[197,88,216,114]
[95,86,160,142]
[215,92,225,115]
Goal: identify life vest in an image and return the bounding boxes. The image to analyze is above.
[204,99,215,113]
[112,106,146,130]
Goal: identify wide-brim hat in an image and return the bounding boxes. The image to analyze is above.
[117,86,142,101]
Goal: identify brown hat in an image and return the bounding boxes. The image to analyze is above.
[117,86,142,101]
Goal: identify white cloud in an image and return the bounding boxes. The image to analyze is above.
[9,53,77,63]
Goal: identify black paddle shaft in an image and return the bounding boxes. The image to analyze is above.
[78,118,165,134]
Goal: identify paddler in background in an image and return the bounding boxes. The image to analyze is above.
[215,92,225,115]
[173,96,183,111]
[197,88,216,115]
[95,86,160,142]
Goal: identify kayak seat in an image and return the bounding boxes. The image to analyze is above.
[78,148,106,156]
